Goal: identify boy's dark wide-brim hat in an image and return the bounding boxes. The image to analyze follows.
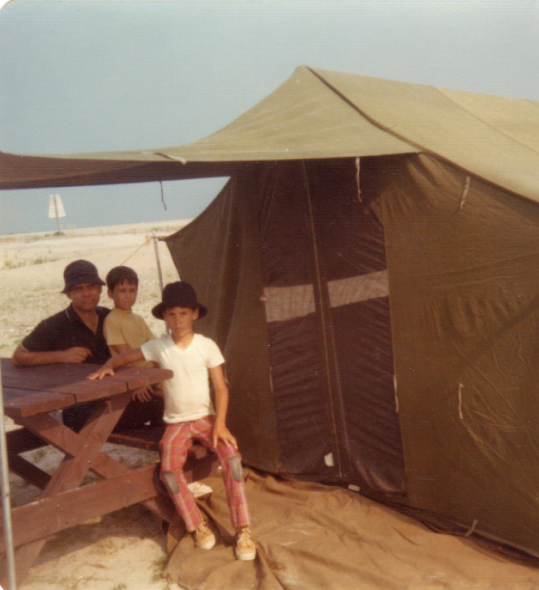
[152,281,208,319]
[62,259,105,293]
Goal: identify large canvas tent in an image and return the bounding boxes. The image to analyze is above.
[2,66,539,558]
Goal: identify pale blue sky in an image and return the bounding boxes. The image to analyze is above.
[1,0,538,235]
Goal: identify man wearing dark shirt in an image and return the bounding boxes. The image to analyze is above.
[12,260,112,430]
[12,259,111,367]
[12,259,163,432]
[18,303,111,365]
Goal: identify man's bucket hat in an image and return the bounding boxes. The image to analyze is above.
[62,260,106,293]
[152,281,208,319]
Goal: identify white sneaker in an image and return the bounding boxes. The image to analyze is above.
[235,527,256,561]
[193,518,216,550]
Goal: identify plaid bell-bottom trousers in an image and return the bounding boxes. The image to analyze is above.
[160,415,251,532]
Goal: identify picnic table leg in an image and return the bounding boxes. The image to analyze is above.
[1,393,132,586]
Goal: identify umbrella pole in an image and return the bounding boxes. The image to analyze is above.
[0,365,17,589]
[54,196,61,234]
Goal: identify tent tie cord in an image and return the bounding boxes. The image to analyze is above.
[464,518,479,537]
[394,375,399,413]
[119,235,152,266]
[458,383,464,420]
[355,157,362,203]
[160,181,167,211]
[459,175,471,210]
[422,516,479,539]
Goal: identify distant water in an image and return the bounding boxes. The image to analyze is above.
[1,177,227,236]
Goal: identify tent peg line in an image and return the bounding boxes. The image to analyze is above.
[119,235,152,266]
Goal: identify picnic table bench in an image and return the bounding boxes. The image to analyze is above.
[0,357,218,586]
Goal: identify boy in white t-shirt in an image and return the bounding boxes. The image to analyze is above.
[89,281,256,561]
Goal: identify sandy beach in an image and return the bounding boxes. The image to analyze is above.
[1,220,190,590]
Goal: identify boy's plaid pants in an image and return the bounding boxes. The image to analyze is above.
[160,415,251,532]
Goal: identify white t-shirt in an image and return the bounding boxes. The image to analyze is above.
[141,333,225,424]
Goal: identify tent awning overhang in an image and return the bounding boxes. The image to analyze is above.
[2,65,539,203]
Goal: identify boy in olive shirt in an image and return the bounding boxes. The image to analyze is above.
[104,265,163,414]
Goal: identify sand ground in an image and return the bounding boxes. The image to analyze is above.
[0,221,190,590]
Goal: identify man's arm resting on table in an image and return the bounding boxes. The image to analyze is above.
[88,348,145,379]
[11,344,92,367]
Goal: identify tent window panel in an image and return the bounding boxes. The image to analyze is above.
[263,284,315,323]
[263,271,389,323]
[328,271,389,307]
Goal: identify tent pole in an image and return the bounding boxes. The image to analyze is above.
[152,231,165,294]
[0,364,17,590]
[152,231,169,335]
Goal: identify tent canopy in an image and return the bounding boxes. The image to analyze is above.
[2,65,539,201]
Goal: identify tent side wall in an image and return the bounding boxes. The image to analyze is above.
[381,153,539,556]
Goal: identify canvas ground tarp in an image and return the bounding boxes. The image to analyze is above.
[164,470,539,590]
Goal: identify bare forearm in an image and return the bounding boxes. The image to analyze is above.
[214,386,229,426]
[11,345,95,367]
[12,347,71,367]
[104,349,142,370]
[110,343,129,355]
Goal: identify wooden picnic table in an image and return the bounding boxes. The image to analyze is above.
[0,357,216,585]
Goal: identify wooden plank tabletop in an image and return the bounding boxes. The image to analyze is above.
[1,358,172,418]
[2,387,76,418]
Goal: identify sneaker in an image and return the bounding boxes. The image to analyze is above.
[235,527,256,561]
[193,518,216,550]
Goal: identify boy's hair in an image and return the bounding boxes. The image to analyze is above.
[106,266,139,290]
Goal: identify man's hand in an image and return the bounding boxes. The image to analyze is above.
[62,347,92,363]
[212,421,238,449]
[132,385,154,402]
